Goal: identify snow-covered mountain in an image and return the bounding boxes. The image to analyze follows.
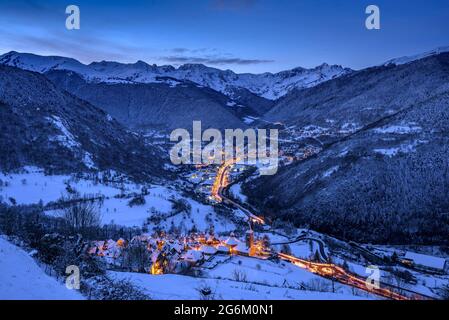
[246,51,449,244]
[0,64,166,180]
[0,51,351,100]
[383,46,449,66]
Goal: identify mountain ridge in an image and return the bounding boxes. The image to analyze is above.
[243,52,449,244]
[0,64,167,181]
[0,51,351,100]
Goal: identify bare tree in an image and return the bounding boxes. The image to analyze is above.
[60,193,102,235]
[232,269,248,282]
[121,242,151,273]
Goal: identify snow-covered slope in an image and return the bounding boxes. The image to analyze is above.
[0,237,84,300]
[384,46,449,66]
[0,51,351,100]
[0,64,166,178]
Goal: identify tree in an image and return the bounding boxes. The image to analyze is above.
[0,206,18,236]
[170,198,192,215]
[281,244,292,255]
[60,193,102,236]
[442,285,449,300]
[121,242,150,273]
[128,195,146,207]
[313,250,321,262]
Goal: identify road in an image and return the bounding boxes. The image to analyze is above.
[272,236,329,261]
[210,161,433,300]
[277,252,411,300]
[212,160,264,225]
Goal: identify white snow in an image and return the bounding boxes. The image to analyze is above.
[374,124,422,134]
[0,237,84,300]
[46,115,80,149]
[384,46,449,66]
[0,168,139,205]
[242,116,258,124]
[0,52,351,100]
[229,183,247,203]
[373,140,426,157]
[322,166,339,178]
[82,152,96,169]
[108,270,367,300]
[404,252,447,271]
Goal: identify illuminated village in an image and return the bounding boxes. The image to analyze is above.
[83,158,448,301]
[89,228,269,276]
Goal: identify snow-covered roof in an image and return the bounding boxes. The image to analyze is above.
[404,251,446,270]
[168,242,184,253]
[96,240,105,247]
[183,250,203,262]
[200,246,217,255]
[107,239,116,247]
[225,236,240,247]
[88,247,97,255]
[217,245,230,253]
[235,242,249,254]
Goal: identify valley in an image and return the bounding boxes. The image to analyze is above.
[1,48,449,300]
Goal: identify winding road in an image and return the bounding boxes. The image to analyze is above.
[210,161,434,300]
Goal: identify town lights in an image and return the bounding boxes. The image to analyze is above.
[150,262,163,275]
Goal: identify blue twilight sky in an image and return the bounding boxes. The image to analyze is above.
[0,0,448,73]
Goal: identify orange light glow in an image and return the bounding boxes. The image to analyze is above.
[151,262,163,275]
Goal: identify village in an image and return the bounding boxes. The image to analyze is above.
[83,158,449,301]
[89,227,270,276]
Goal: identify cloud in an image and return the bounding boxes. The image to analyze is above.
[162,55,274,66]
[171,48,190,53]
[160,48,273,66]
[0,28,149,63]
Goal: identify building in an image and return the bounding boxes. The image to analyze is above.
[401,251,447,274]
[182,250,204,265]
[224,234,240,254]
[245,230,254,249]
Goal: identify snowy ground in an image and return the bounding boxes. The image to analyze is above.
[203,255,372,298]
[0,168,235,232]
[229,183,247,203]
[0,167,140,205]
[0,237,84,300]
[108,253,375,300]
[108,271,368,300]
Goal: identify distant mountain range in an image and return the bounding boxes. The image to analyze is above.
[0,51,351,100]
[1,48,449,244]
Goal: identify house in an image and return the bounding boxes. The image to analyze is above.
[224,234,240,254]
[182,250,204,265]
[224,234,251,256]
[199,245,217,257]
[217,245,230,254]
[401,251,447,274]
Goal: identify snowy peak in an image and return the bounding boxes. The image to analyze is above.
[383,46,449,66]
[0,51,84,73]
[0,51,351,100]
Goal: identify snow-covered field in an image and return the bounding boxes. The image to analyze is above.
[0,168,238,233]
[0,237,83,300]
[109,271,367,300]
[0,167,139,205]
